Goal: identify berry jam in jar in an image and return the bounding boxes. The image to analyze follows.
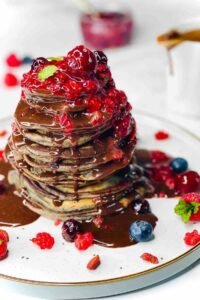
[80,5,133,49]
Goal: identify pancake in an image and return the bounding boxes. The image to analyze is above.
[5,46,144,221]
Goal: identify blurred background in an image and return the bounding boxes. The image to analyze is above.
[0,0,200,130]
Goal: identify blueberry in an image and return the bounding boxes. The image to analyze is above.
[170,157,188,173]
[62,219,81,242]
[22,56,33,64]
[132,196,150,214]
[129,220,153,242]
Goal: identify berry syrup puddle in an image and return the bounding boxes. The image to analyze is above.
[0,148,199,248]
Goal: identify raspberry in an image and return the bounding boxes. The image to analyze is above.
[74,232,94,250]
[151,150,169,163]
[184,230,200,246]
[87,255,101,270]
[154,130,169,140]
[31,232,55,249]
[0,239,8,260]
[182,192,200,203]
[115,115,132,139]
[83,80,98,92]
[0,130,7,137]
[0,229,9,242]
[4,73,18,87]
[140,252,159,264]
[104,97,115,114]
[87,97,102,113]
[189,209,200,221]
[6,53,21,67]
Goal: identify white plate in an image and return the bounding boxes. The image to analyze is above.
[0,112,199,299]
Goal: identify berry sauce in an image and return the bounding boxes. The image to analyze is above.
[81,12,133,49]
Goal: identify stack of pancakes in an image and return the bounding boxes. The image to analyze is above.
[6,48,151,220]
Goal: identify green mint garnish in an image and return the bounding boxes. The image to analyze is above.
[47,56,64,61]
[38,65,58,81]
[174,198,200,223]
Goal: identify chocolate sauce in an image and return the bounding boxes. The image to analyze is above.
[81,205,157,248]
[0,160,39,227]
[157,29,200,49]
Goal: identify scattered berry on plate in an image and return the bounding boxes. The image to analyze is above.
[62,219,81,242]
[6,53,21,67]
[132,196,151,214]
[54,219,62,226]
[170,158,188,174]
[129,220,153,242]
[140,252,159,264]
[4,73,18,87]
[176,171,200,194]
[184,230,200,246]
[87,255,101,270]
[0,229,9,242]
[174,193,200,223]
[0,130,7,137]
[74,232,94,250]
[154,130,169,140]
[31,232,55,249]
[22,56,33,64]
[0,239,8,261]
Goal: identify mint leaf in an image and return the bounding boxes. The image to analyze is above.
[38,65,58,81]
[192,202,200,214]
[47,56,63,61]
[174,199,200,223]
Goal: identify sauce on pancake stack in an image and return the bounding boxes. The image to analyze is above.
[5,46,153,223]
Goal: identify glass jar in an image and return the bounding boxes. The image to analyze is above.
[80,1,133,49]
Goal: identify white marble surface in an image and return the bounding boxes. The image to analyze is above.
[0,0,199,299]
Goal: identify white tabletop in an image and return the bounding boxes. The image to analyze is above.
[0,0,199,299]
